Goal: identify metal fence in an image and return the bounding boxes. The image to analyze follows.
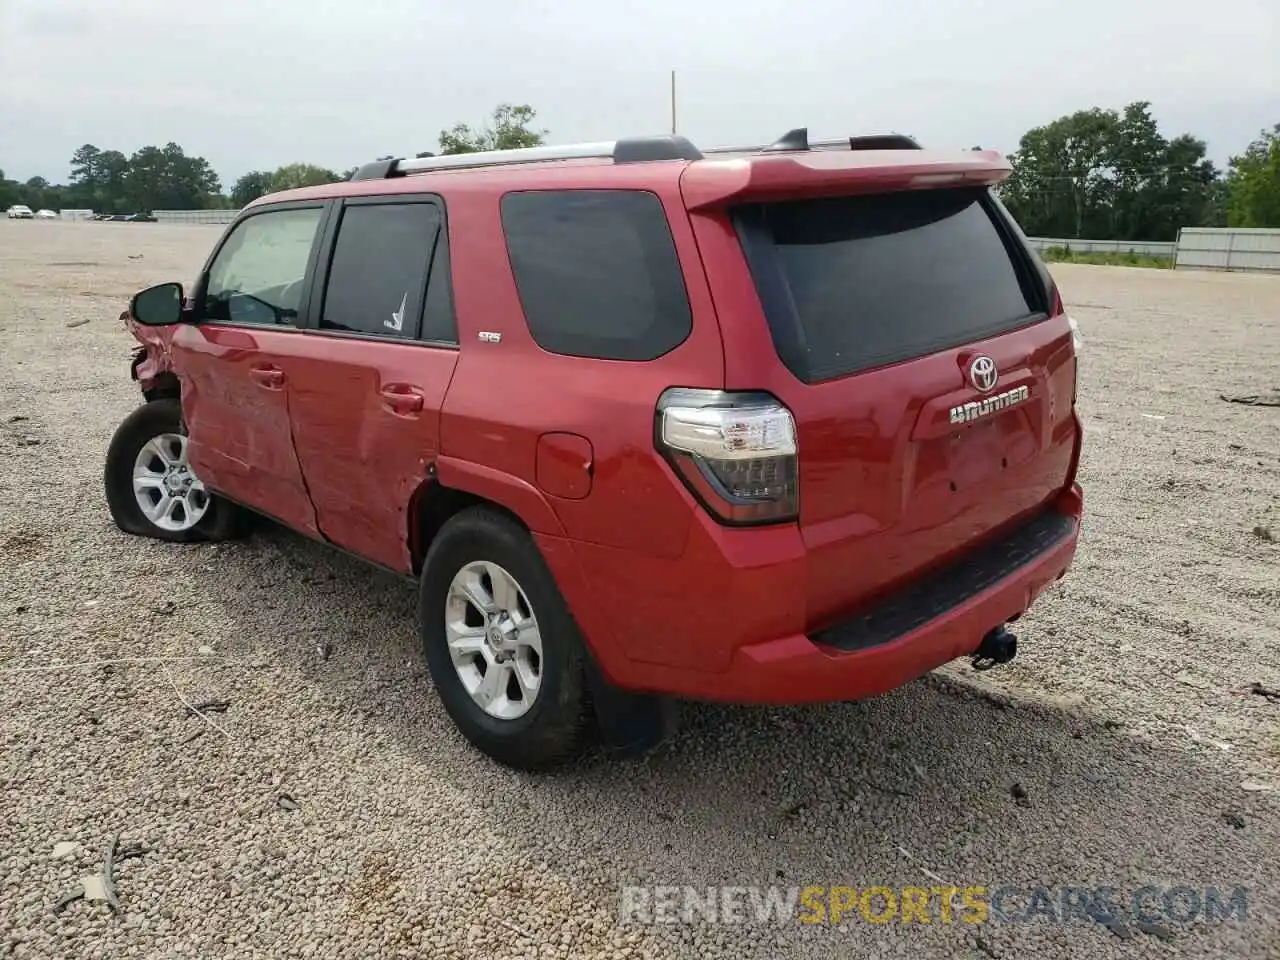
[152,209,240,225]
[1024,236,1178,258]
[1174,228,1280,273]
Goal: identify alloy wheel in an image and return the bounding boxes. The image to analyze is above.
[444,560,543,720]
[131,433,209,532]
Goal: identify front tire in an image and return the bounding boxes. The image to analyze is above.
[104,398,243,542]
[419,507,589,770]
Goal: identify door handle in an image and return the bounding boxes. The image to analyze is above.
[380,384,425,413]
[250,367,285,389]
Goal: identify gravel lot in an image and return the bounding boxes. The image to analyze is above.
[1,221,1278,960]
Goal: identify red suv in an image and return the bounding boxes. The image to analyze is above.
[106,128,1083,769]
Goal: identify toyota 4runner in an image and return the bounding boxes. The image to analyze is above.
[106,127,1084,770]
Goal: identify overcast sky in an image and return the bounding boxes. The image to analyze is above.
[1,0,1276,186]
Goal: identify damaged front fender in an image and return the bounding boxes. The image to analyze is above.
[121,308,179,399]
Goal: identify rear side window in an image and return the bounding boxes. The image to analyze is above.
[501,190,692,361]
[321,202,441,339]
[735,187,1042,383]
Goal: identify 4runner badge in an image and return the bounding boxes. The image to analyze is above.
[949,384,1029,425]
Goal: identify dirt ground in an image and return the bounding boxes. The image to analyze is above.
[1,221,1278,960]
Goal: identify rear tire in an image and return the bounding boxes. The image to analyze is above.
[104,398,244,542]
[419,506,589,770]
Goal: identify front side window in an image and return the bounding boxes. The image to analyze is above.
[203,207,323,326]
[320,202,442,339]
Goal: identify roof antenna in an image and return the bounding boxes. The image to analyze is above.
[762,127,809,152]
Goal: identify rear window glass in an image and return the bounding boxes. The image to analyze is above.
[734,187,1041,382]
[500,190,692,361]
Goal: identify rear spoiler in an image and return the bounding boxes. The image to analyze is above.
[679,150,1012,210]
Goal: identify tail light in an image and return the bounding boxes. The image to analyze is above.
[655,388,798,525]
[1049,280,1082,408]
[1050,281,1083,354]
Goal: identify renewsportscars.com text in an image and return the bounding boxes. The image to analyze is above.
[618,884,1249,926]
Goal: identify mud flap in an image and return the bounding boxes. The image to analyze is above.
[583,655,680,758]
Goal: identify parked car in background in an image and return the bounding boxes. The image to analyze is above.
[105,127,1084,771]
[6,204,34,219]
[35,209,58,220]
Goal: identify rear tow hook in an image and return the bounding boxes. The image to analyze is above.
[971,625,1018,671]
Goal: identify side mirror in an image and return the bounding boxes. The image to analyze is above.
[130,282,185,326]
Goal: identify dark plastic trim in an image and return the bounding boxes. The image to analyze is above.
[848,134,921,150]
[349,158,402,181]
[762,127,810,152]
[612,136,704,163]
[813,510,1076,652]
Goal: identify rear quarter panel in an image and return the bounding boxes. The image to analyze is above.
[435,167,726,559]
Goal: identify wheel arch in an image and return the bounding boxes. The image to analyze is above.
[407,463,655,742]
[407,459,567,575]
[141,370,181,403]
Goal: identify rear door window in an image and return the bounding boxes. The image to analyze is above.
[418,223,457,344]
[320,201,441,340]
[734,187,1042,383]
[500,189,692,361]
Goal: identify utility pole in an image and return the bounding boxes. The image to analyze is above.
[670,70,677,135]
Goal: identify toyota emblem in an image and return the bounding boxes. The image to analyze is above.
[969,356,998,392]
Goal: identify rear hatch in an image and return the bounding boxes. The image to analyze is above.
[682,147,1080,630]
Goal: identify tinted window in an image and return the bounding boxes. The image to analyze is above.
[736,187,1039,383]
[321,202,440,339]
[204,207,323,326]
[419,223,457,344]
[501,190,692,361]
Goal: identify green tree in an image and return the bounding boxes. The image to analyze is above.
[22,177,50,210]
[95,151,130,212]
[438,103,547,155]
[231,170,275,207]
[69,144,101,199]
[1001,102,1220,241]
[1001,107,1116,238]
[1153,133,1219,235]
[68,144,131,212]
[121,143,221,212]
[1226,124,1280,227]
[267,163,341,192]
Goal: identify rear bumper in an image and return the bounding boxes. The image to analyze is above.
[549,484,1083,705]
[700,494,1079,704]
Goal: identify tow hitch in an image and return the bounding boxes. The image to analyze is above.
[971,625,1018,671]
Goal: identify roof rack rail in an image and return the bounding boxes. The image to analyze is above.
[702,128,922,155]
[348,135,704,180]
[345,129,922,181]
